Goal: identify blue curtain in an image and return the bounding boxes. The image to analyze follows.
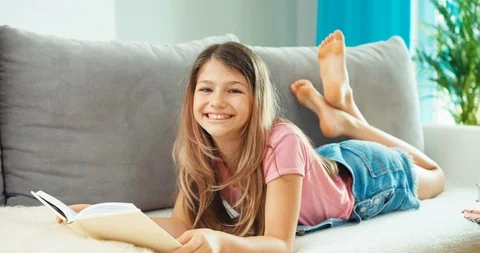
[316,0,440,124]
[316,0,411,47]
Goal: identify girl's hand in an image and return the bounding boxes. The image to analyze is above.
[173,229,223,253]
[56,204,91,223]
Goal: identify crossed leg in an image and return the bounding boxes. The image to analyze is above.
[290,30,445,200]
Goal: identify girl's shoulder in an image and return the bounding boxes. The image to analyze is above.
[268,119,305,145]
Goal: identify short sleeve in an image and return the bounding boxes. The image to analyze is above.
[263,134,307,184]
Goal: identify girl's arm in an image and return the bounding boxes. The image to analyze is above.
[221,174,303,253]
[151,191,192,238]
[174,174,303,253]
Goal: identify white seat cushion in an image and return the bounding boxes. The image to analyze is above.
[146,187,480,253]
[0,187,477,252]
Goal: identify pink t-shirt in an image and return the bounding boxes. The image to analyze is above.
[263,122,354,225]
[218,122,355,226]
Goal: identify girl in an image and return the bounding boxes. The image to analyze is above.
[66,30,445,253]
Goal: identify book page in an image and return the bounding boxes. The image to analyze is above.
[31,191,77,221]
[77,202,137,220]
[77,210,181,253]
[66,221,96,238]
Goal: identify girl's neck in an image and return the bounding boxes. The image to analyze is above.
[214,137,242,168]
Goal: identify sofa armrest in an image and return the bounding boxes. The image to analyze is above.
[423,124,480,188]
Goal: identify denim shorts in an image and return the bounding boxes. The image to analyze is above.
[296,140,420,235]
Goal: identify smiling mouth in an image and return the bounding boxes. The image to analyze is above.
[205,113,233,120]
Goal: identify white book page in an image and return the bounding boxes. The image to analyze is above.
[31,191,77,221]
[77,202,137,220]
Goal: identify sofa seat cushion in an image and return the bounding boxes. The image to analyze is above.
[146,187,480,252]
[0,191,477,252]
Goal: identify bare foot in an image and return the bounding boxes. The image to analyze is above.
[318,30,350,107]
[318,30,367,123]
[291,79,356,138]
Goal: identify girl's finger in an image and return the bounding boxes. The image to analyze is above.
[180,239,202,253]
[173,232,193,253]
[176,231,192,245]
[174,234,202,253]
[190,243,209,253]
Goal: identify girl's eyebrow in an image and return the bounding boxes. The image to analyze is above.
[197,80,247,87]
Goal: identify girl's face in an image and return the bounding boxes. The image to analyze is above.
[193,59,252,143]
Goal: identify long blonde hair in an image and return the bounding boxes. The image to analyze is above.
[172,42,338,237]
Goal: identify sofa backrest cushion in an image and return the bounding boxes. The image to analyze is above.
[0,148,3,205]
[0,26,423,210]
[0,26,238,210]
[252,37,423,150]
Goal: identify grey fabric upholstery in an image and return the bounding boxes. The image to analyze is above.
[0,25,238,210]
[252,36,423,150]
[0,25,422,211]
[0,148,3,205]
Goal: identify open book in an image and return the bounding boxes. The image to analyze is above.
[31,190,181,252]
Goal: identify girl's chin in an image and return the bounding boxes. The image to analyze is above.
[206,130,241,141]
[206,131,229,139]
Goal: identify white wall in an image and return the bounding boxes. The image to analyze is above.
[115,0,318,46]
[0,0,116,40]
[296,0,317,46]
[0,0,317,46]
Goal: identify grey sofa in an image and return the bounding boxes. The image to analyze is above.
[0,26,479,252]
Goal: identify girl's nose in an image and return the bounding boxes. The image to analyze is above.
[210,91,227,108]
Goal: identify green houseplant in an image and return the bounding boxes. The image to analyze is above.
[415,0,480,125]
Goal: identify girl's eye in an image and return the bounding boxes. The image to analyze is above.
[198,88,212,92]
[229,89,242,94]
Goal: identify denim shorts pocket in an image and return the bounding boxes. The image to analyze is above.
[340,140,403,178]
[354,188,396,220]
